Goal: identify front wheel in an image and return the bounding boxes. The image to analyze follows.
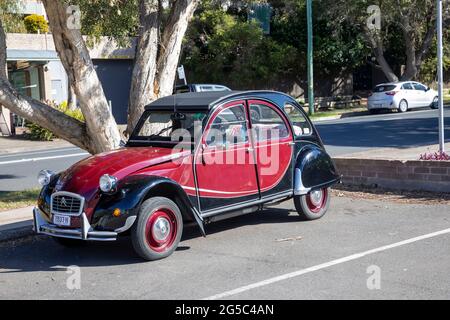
[293,188,330,220]
[430,96,438,109]
[131,197,183,261]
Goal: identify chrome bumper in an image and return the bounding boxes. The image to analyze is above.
[33,207,117,241]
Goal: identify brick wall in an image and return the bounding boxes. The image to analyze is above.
[333,158,450,193]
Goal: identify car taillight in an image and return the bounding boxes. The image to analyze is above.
[385,91,398,96]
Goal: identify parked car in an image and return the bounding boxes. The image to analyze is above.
[174,84,231,94]
[33,91,340,261]
[367,81,438,113]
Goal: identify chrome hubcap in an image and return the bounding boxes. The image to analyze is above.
[310,190,323,206]
[152,217,171,241]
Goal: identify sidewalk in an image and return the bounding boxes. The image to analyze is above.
[0,135,75,155]
[339,142,450,160]
[0,206,34,241]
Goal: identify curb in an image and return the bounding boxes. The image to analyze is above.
[0,220,33,242]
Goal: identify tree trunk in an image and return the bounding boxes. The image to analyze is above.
[126,0,160,137]
[155,0,200,97]
[0,16,93,151]
[67,80,77,110]
[42,0,121,153]
[363,27,399,82]
[126,0,200,136]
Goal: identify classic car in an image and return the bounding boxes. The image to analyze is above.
[33,91,340,261]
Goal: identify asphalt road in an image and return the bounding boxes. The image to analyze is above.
[316,107,450,156]
[0,107,449,191]
[1,194,449,299]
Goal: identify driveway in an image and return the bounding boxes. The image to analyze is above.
[1,192,449,299]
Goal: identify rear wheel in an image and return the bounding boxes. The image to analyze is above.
[131,197,183,261]
[398,99,408,113]
[293,188,330,220]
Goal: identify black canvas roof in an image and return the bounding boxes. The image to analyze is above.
[145,91,241,111]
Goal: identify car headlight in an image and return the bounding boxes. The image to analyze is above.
[37,170,55,186]
[99,174,118,193]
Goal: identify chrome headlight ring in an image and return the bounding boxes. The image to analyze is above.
[37,170,56,186]
[99,174,118,193]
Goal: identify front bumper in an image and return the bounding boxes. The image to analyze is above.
[33,207,117,241]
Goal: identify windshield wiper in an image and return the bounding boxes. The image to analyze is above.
[147,125,175,140]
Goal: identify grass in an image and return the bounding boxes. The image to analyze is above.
[0,188,40,212]
[307,107,367,120]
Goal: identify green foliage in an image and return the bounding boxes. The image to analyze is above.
[26,102,84,141]
[183,2,298,89]
[0,0,27,33]
[71,0,139,47]
[182,0,368,91]
[23,14,49,33]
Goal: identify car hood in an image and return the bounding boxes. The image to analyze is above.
[55,147,188,200]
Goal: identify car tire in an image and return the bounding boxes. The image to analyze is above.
[53,237,86,247]
[131,197,183,261]
[430,96,439,109]
[398,99,408,113]
[293,187,330,220]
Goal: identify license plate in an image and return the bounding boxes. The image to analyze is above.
[53,214,71,226]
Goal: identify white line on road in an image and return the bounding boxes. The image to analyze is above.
[203,227,450,300]
[0,153,88,165]
[0,147,80,159]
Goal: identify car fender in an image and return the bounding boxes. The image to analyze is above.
[92,175,205,236]
[293,145,341,195]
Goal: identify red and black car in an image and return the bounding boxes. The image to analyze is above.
[34,91,340,260]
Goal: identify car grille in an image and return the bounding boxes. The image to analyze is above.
[51,192,84,216]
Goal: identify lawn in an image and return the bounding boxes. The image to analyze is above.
[0,189,40,211]
[307,107,368,120]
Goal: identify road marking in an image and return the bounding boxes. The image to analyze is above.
[0,153,88,165]
[203,227,450,300]
[0,147,80,159]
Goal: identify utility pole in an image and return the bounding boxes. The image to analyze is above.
[307,0,314,115]
[437,0,445,153]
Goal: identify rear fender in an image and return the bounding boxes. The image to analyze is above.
[294,146,340,195]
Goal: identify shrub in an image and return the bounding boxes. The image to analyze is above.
[419,151,450,161]
[24,14,49,34]
[26,102,84,141]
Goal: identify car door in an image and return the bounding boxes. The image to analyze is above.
[401,82,417,108]
[412,82,428,107]
[248,100,294,198]
[195,100,259,211]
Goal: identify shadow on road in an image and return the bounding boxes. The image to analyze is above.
[316,113,450,149]
[0,207,300,273]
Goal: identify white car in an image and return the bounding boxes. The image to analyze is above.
[367,81,438,113]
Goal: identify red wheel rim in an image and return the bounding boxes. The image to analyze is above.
[145,208,177,252]
[306,188,328,213]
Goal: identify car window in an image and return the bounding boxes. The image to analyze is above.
[199,85,213,91]
[206,104,248,147]
[412,83,427,91]
[374,85,397,92]
[250,103,289,142]
[401,83,413,90]
[284,103,312,137]
[132,111,207,144]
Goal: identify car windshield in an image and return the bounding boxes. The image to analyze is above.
[374,85,397,92]
[130,111,207,145]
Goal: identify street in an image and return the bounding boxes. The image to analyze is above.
[1,193,449,299]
